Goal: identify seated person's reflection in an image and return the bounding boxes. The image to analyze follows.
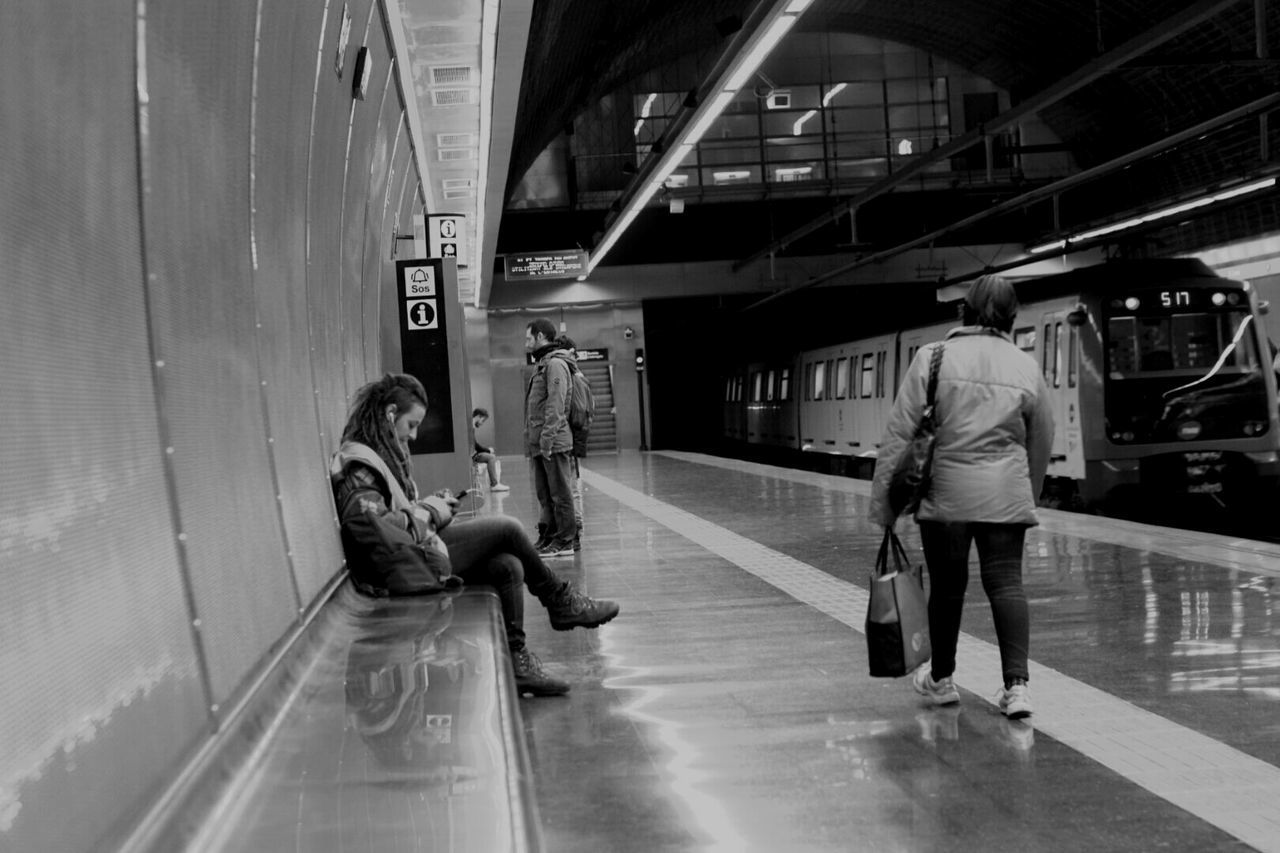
[345,595,478,779]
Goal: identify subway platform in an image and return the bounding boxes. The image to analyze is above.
[492,450,1280,853]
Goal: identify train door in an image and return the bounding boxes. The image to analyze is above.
[1036,309,1083,478]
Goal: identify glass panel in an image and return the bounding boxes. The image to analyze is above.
[780,368,791,401]
[860,354,875,398]
[813,361,826,400]
[751,371,762,402]
[835,358,849,398]
[765,369,776,401]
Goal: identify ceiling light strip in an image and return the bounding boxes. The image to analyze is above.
[1027,177,1277,254]
[580,0,815,279]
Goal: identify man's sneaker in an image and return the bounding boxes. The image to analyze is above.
[532,524,553,550]
[511,647,570,697]
[543,582,619,631]
[996,682,1033,719]
[912,664,960,706]
[490,483,510,492]
[536,539,575,558]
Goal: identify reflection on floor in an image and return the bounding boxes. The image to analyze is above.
[498,450,1280,853]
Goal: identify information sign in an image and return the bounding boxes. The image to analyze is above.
[504,250,590,281]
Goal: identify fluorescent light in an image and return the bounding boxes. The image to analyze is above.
[822,82,846,107]
[792,109,817,136]
[683,91,736,145]
[651,143,695,187]
[785,0,814,11]
[633,119,644,137]
[1027,177,1277,255]
[640,92,657,118]
[724,15,797,92]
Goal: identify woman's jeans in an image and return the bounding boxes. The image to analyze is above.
[918,521,1029,686]
[438,515,561,651]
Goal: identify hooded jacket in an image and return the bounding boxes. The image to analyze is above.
[869,326,1055,527]
[524,345,574,456]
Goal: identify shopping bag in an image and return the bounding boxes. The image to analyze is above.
[865,527,931,677]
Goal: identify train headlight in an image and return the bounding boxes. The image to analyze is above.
[1243,420,1266,436]
[1124,297,1141,310]
[1211,292,1226,306]
[1176,420,1202,440]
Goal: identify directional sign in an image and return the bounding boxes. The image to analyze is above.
[428,214,467,267]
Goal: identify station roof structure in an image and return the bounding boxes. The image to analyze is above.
[394,0,1280,309]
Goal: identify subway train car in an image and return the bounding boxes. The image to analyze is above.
[724,258,1280,511]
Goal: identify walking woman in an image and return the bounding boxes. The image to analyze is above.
[331,373,619,697]
[869,275,1054,718]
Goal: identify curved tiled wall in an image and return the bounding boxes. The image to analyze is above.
[0,1,423,848]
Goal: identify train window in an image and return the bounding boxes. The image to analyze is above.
[906,344,918,364]
[813,361,826,400]
[765,369,776,401]
[876,351,887,397]
[779,367,791,400]
[1014,326,1035,353]
[836,358,849,398]
[734,376,744,402]
[1053,322,1063,388]
[860,354,875,398]
[751,371,763,402]
[724,377,733,402]
[826,359,835,399]
[1068,326,1079,388]
[804,362,813,401]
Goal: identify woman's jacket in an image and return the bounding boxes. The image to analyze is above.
[330,442,455,594]
[869,326,1055,527]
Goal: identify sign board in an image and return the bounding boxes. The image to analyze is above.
[504,250,589,281]
[575,347,608,362]
[427,214,467,268]
[396,258,454,453]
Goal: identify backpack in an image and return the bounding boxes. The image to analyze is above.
[566,363,595,455]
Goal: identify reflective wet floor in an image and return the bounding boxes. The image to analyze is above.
[499,450,1280,853]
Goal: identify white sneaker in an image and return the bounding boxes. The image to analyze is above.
[996,683,1033,719]
[490,483,510,492]
[911,664,960,706]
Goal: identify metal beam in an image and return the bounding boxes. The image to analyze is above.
[740,91,1280,311]
[732,0,1247,273]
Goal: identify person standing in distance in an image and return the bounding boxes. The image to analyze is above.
[524,318,576,557]
[868,274,1054,719]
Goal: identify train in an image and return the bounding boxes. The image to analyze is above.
[722,258,1280,513]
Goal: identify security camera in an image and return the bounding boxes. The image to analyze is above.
[623,326,634,340]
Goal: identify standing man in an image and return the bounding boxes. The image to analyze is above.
[524,318,576,557]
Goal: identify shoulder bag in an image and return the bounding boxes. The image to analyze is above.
[888,343,944,519]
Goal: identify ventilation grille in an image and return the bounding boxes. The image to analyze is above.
[431,65,473,85]
[442,178,475,190]
[437,148,476,161]
[437,132,475,148]
[431,88,475,107]
[443,188,476,199]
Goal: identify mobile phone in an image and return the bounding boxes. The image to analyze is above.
[454,488,471,499]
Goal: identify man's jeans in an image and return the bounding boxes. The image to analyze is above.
[532,451,577,543]
[918,520,1030,685]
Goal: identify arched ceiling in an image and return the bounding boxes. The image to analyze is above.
[498,0,1280,294]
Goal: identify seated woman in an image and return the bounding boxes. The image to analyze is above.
[331,373,619,696]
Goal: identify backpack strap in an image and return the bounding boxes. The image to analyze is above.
[922,343,944,421]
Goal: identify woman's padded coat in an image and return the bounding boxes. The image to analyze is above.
[869,326,1055,527]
